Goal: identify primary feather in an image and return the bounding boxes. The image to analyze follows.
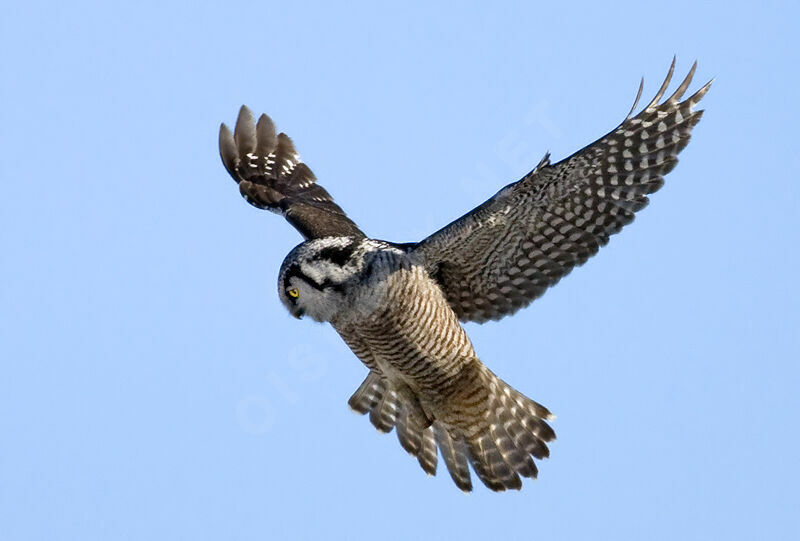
[219,106,364,239]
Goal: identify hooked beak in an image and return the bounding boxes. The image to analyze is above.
[294,308,305,320]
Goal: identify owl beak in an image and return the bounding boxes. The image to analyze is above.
[294,308,305,320]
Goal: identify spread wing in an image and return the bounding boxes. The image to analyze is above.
[219,106,365,240]
[413,59,712,323]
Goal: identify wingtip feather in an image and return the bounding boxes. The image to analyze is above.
[234,105,257,157]
[644,57,676,111]
[666,60,697,104]
[626,77,645,119]
[219,123,238,178]
[688,78,714,108]
[256,113,277,157]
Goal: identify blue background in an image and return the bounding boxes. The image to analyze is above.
[2,1,798,539]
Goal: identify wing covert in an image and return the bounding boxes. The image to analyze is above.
[413,59,711,322]
[219,106,365,240]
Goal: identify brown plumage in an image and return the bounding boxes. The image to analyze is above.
[334,260,554,491]
[220,59,711,491]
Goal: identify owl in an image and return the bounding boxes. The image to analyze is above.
[219,59,710,491]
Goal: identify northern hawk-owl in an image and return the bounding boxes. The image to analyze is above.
[219,59,711,491]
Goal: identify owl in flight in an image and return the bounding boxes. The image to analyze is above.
[219,59,710,491]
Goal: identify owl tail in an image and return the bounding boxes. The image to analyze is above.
[349,369,555,492]
[450,368,556,492]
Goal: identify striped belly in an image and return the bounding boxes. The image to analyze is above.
[356,265,477,401]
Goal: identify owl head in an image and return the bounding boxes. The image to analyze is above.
[277,237,363,322]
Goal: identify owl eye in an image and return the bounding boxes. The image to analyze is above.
[287,288,300,299]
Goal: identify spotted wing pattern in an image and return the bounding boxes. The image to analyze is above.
[413,59,711,322]
[219,106,364,240]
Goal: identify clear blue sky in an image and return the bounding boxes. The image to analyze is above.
[2,1,798,539]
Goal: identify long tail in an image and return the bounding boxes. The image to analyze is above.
[457,366,555,491]
[348,368,555,492]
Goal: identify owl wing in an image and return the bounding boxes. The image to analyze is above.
[219,106,365,240]
[412,59,711,322]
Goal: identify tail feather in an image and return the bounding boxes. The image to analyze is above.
[467,435,522,491]
[434,424,472,492]
[490,420,538,478]
[349,368,555,492]
[464,437,509,491]
[452,367,554,491]
[506,417,549,461]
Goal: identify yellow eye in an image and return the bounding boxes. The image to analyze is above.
[287,288,300,299]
